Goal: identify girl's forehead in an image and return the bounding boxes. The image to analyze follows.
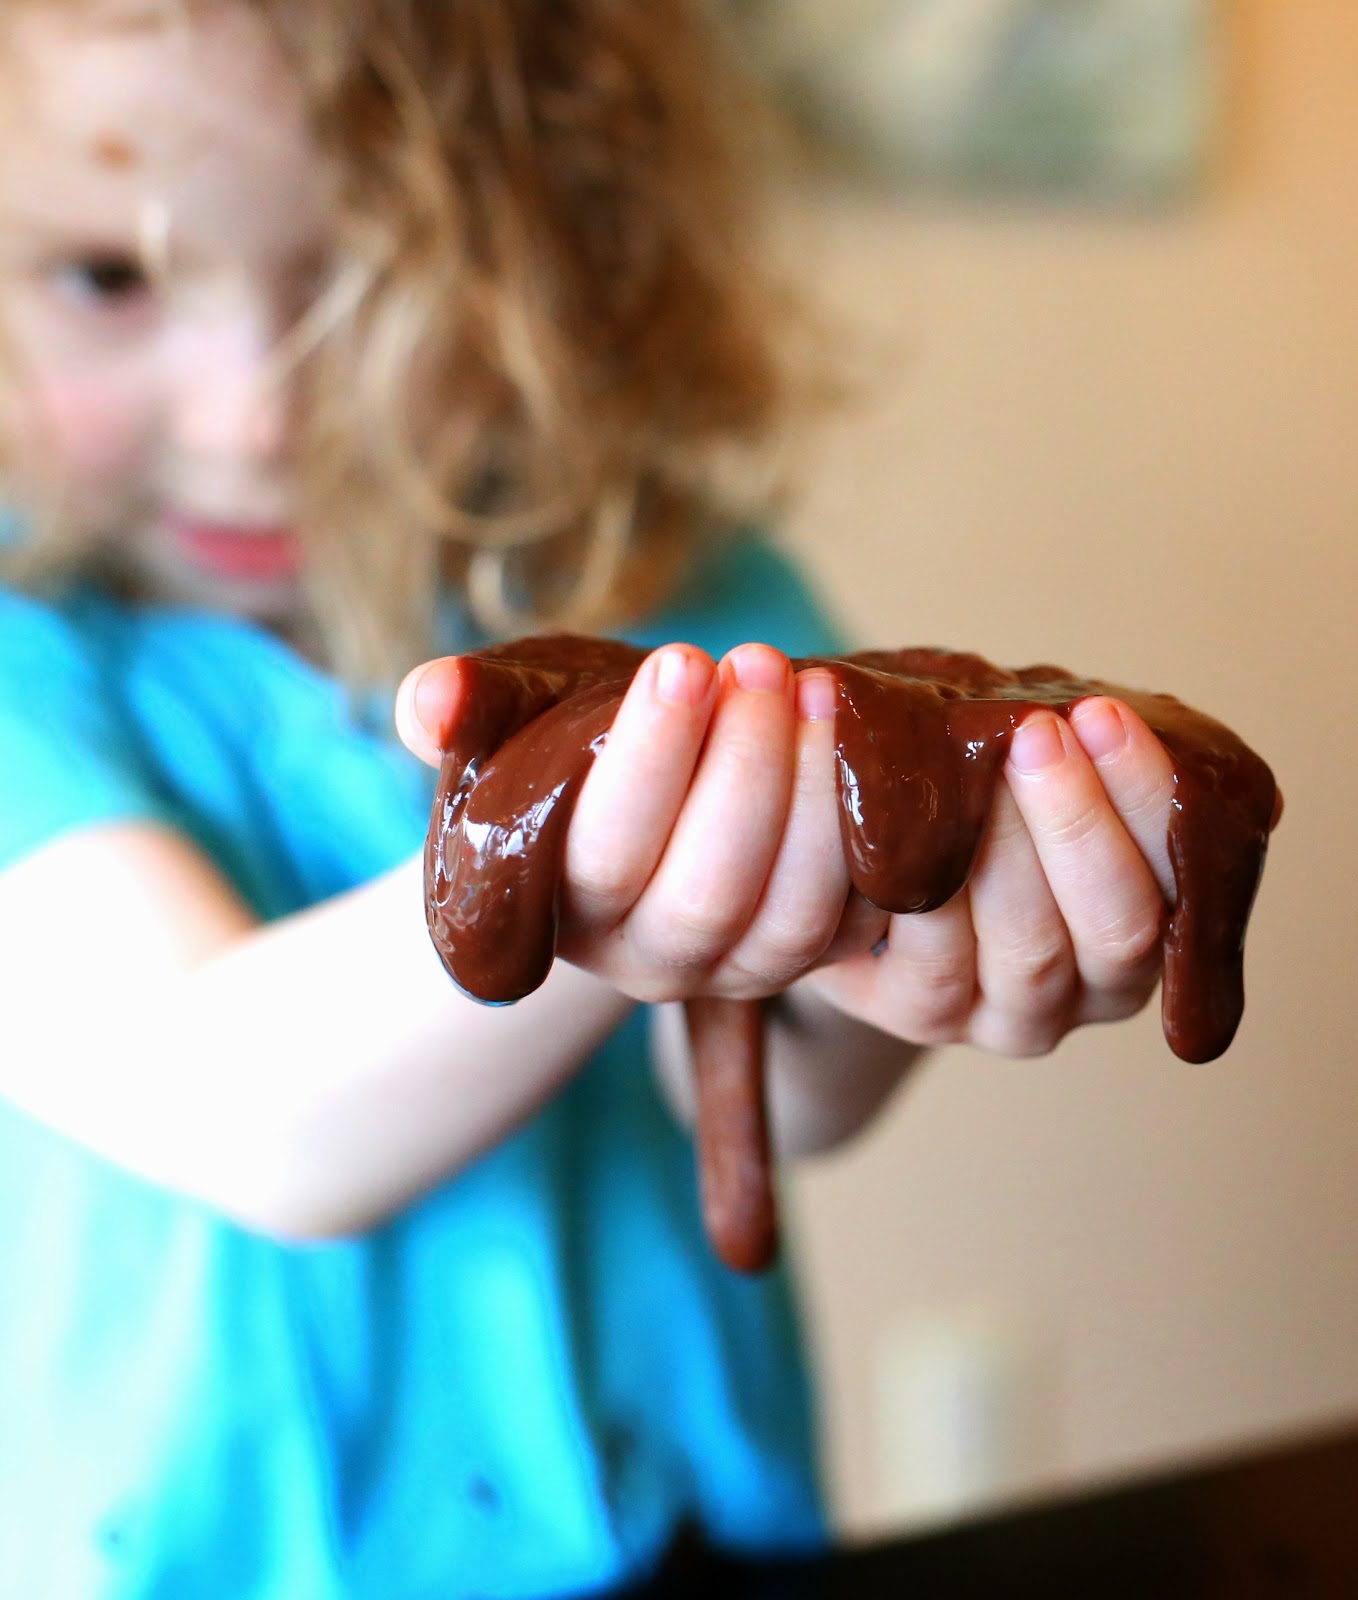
[2,3,292,155]
[0,2,331,258]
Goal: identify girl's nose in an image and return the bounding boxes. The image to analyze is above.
[167,309,292,468]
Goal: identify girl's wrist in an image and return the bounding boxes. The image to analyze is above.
[763,976,925,1157]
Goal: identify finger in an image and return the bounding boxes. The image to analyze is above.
[1067,698,1178,903]
[394,657,466,766]
[965,782,1078,1056]
[562,645,717,930]
[1005,711,1165,995]
[815,889,979,1047]
[622,644,797,986]
[877,891,980,1043]
[718,668,852,993]
[815,890,892,968]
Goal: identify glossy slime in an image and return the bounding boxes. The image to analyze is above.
[424,637,1278,1272]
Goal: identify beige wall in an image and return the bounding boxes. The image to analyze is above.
[778,0,1358,1537]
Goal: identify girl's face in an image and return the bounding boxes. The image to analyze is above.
[0,1,334,618]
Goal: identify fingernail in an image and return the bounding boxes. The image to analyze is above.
[1010,713,1067,775]
[413,665,444,742]
[796,668,837,722]
[1070,698,1127,763]
[727,644,791,695]
[654,647,713,708]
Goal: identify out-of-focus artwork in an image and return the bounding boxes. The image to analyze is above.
[730,0,1219,202]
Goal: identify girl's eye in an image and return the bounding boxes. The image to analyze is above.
[50,253,153,309]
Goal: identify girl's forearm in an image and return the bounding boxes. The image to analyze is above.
[152,860,633,1234]
[6,823,911,1238]
[4,830,631,1235]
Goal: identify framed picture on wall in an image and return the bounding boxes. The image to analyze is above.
[729,0,1220,202]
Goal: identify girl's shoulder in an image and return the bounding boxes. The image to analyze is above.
[0,580,160,729]
[0,580,102,670]
[0,582,307,747]
[0,583,427,898]
[0,580,361,757]
[0,583,176,876]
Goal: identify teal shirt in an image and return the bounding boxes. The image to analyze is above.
[0,538,843,1600]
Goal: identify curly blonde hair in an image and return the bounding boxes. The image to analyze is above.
[0,0,812,682]
[264,0,809,678]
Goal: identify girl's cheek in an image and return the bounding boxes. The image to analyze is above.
[19,370,154,496]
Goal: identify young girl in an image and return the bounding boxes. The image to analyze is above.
[0,2,1182,1595]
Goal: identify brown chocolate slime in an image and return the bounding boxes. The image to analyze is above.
[424,637,1277,1272]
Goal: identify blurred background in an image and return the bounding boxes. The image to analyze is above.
[741,0,1358,1540]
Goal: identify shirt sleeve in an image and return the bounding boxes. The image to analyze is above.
[0,587,174,874]
[628,531,848,662]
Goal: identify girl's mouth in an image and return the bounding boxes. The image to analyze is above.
[167,516,302,583]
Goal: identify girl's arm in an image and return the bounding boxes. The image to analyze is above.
[0,823,630,1236]
[0,636,1190,1237]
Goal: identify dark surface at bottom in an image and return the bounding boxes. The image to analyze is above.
[610,1421,1358,1599]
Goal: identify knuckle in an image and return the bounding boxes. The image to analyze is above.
[889,964,977,1043]
[570,850,643,917]
[753,910,840,978]
[1124,778,1176,833]
[1043,804,1103,854]
[708,957,782,1002]
[1087,904,1165,974]
[611,932,709,1003]
[990,934,1074,1012]
[633,974,698,1005]
[659,888,746,969]
[972,989,1079,1057]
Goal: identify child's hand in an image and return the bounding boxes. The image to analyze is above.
[800,691,1180,1056]
[398,643,1183,1057]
